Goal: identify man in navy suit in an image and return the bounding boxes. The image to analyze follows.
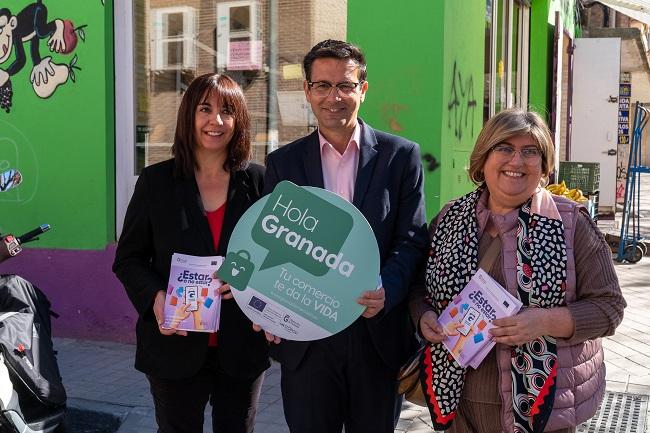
[262,39,428,433]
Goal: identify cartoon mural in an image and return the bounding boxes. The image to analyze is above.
[0,118,39,204]
[0,0,85,112]
[0,0,111,247]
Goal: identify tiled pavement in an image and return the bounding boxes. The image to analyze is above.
[56,258,650,433]
[55,257,650,433]
[56,177,650,432]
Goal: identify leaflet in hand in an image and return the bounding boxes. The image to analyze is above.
[437,268,522,369]
[162,253,224,332]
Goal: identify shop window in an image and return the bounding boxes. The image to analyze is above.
[151,7,196,70]
[216,1,262,71]
[484,0,529,121]
[117,0,347,234]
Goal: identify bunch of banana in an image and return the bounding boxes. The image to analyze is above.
[547,181,569,196]
[546,181,588,203]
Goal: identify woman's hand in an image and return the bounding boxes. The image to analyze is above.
[153,290,188,336]
[491,306,574,346]
[419,311,446,344]
[491,309,543,346]
[217,283,234,300]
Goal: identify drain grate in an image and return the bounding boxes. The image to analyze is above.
[577,391,648,433]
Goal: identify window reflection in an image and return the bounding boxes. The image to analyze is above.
[230,6,251,35]
[484,0,529,120]
[133,0,347,174]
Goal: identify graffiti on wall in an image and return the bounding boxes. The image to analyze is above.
[0,0,86,112]
[422,153,440,173]
[447,61,477,141]
[381,103,408,133]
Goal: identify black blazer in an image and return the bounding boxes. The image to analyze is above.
[113,159,270,380]
[264,120,428,370]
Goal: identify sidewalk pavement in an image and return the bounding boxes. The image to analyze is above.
[55,256,650,433]
[57,178,650,432]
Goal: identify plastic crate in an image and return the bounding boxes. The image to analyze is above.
[558,161,600,194]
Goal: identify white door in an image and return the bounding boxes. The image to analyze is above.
[570,37,621,213]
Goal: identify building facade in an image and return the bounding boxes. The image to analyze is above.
[0,0,577,341]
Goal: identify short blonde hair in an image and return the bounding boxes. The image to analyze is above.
[468,108,555,185]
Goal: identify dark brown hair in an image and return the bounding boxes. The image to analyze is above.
[303,39,367,82]
[172,73,251,177]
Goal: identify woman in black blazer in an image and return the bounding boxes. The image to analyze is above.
[113,73,269,433]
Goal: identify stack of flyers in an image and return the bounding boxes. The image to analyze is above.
[162,253,225,332]
[437,268,522,369]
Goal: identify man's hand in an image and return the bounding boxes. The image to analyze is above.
[358,286,385,318]
[252,323,281,344]
[419,310,446,344]
[153,290,187,336]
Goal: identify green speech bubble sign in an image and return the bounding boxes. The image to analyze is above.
[220,181,380,340]
[252,181,353,276]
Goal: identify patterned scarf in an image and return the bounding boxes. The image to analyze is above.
[420,186,567,433]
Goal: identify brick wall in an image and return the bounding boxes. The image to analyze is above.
[134,0,346,168]
[584,3,632,29]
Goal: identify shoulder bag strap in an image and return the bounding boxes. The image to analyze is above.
[478,235,502,273]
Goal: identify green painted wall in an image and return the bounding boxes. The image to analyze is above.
[0,0,114,249]
[439,0,484,209]
[348,0,484,216]
[529,0,553,120]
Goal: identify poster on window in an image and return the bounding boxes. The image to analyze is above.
[228,40,262,70]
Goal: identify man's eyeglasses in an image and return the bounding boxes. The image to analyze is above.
[307,81,363,97]
[490,143,543,165]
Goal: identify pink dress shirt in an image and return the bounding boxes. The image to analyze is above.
[318,124,361,203]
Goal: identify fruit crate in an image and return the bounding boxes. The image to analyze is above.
[558,161,600,194]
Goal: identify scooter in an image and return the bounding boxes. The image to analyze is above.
[0,169,66,433]
[1,225,52,264]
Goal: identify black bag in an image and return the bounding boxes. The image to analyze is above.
[0,274,66,433]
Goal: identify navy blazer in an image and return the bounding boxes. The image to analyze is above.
[113,159,270,380]
[264,120,428,370]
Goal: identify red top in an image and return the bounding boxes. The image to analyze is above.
[206,202,227,346]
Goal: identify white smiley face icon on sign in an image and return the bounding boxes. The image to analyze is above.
[231,264,241,277]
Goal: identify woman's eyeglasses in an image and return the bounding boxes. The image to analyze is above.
[490,144,542,165]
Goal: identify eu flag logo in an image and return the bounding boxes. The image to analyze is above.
[249,296,267,312]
